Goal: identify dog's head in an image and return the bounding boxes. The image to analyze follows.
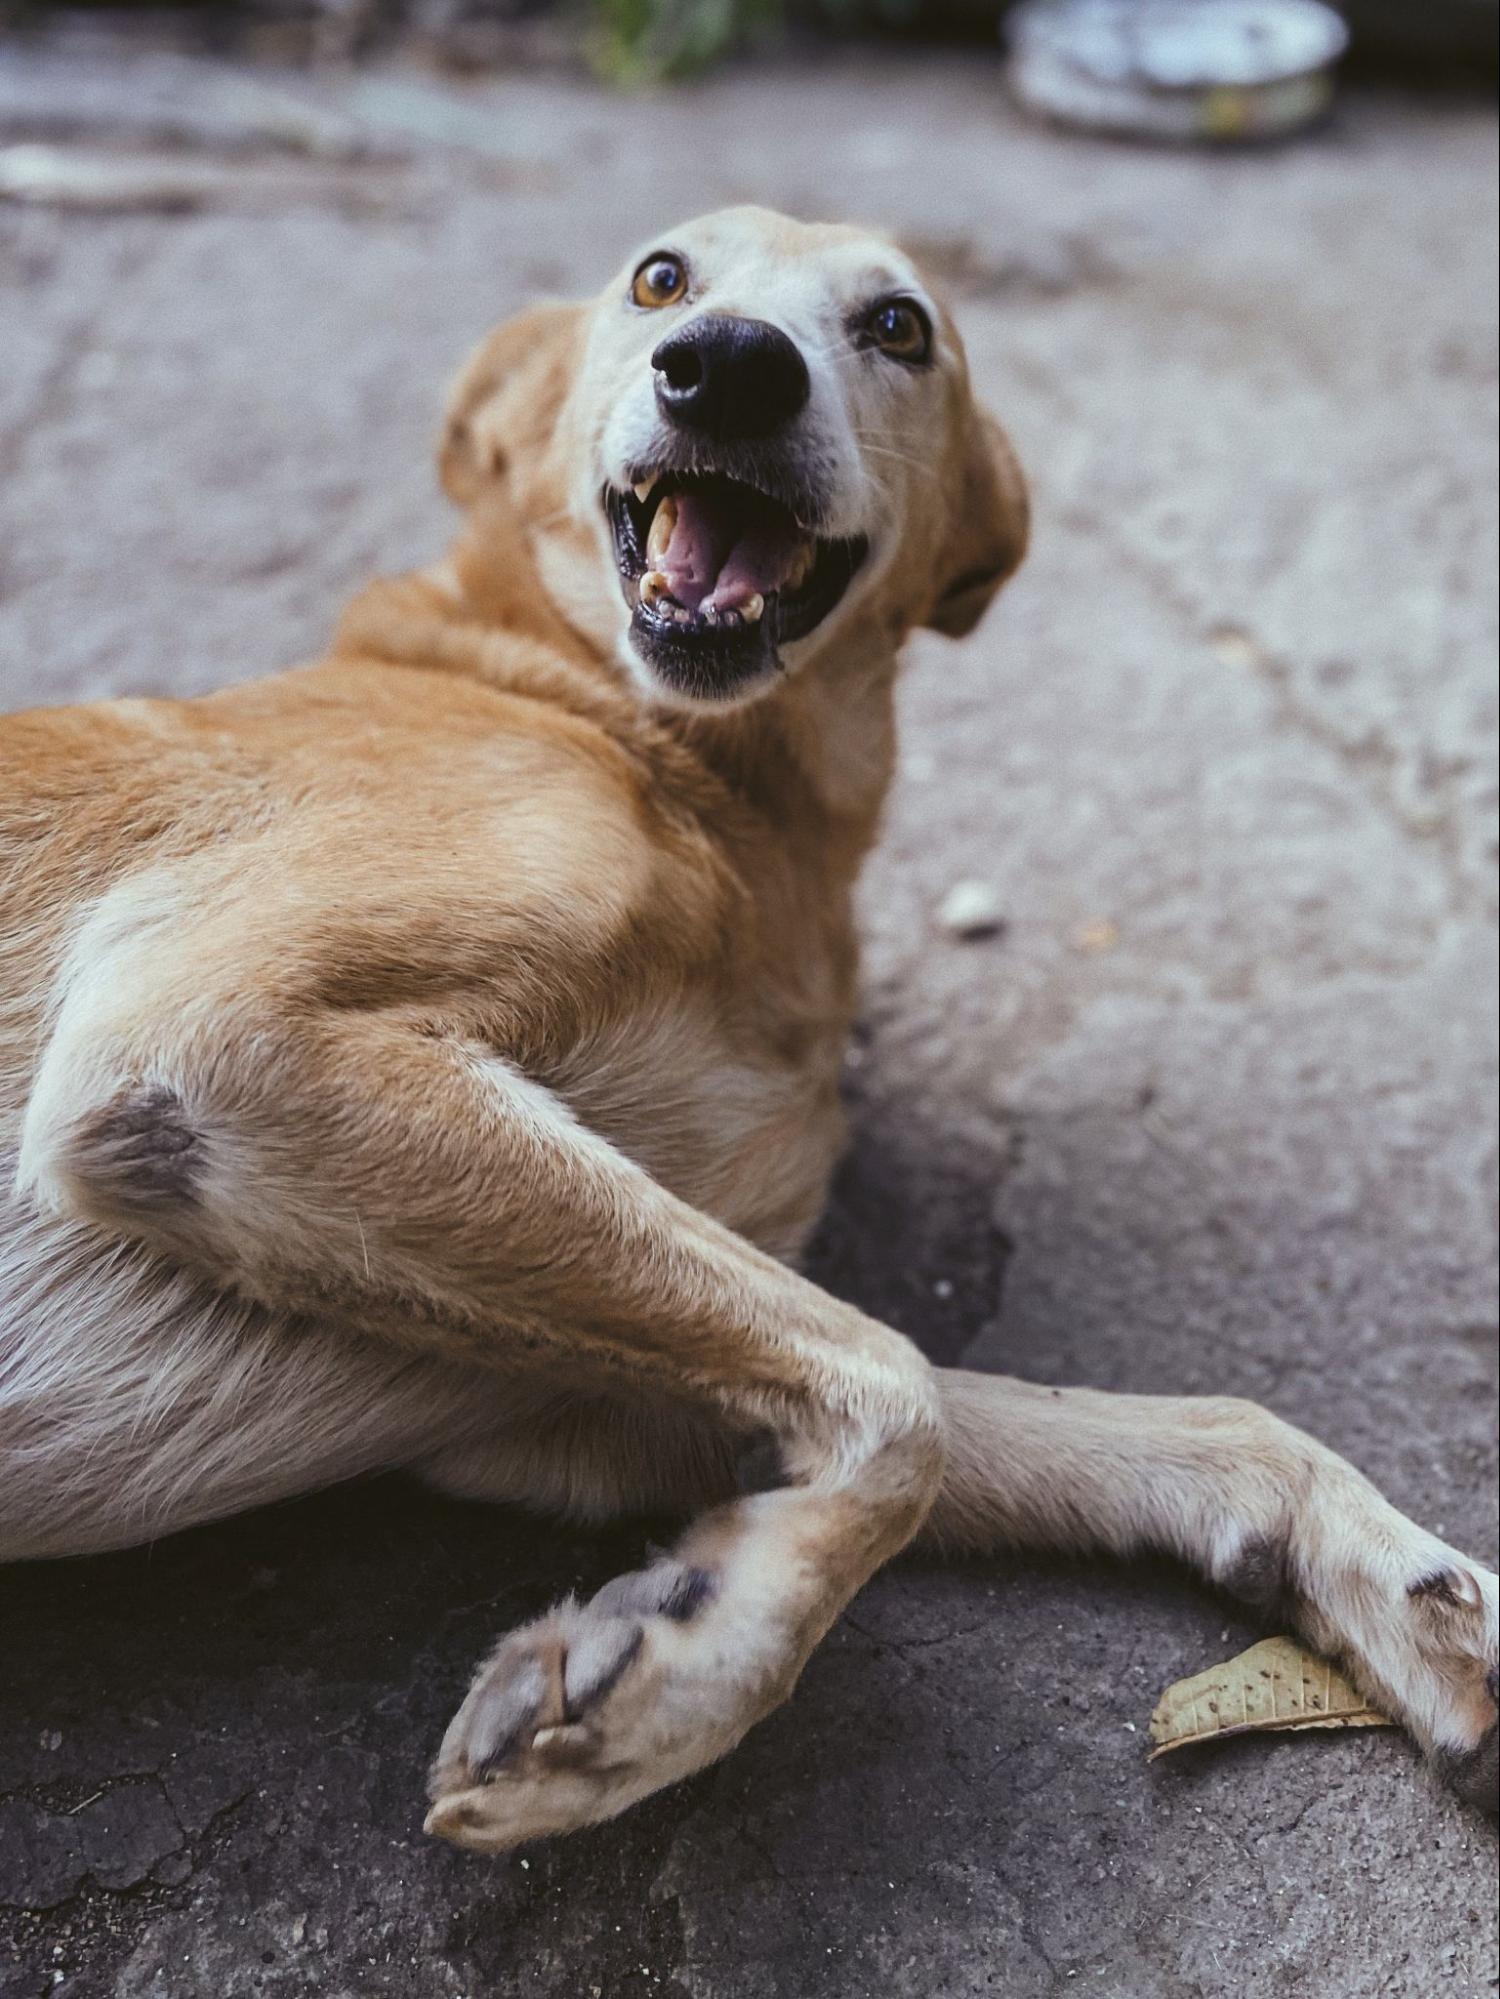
[440,206,1027,707]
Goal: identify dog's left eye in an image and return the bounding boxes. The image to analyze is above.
[861,297,932,366]
[631,253,689,310]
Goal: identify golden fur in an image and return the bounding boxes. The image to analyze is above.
[1,208,1493,1847]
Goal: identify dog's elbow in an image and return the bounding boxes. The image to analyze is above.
[18,1079,205,1234]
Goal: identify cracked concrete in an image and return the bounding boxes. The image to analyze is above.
[1,32,1496,1999]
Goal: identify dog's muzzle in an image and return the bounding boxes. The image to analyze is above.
[603,318,867,702]
[651,315,811,442]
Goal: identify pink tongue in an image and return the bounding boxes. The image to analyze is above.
[658,491,802,614]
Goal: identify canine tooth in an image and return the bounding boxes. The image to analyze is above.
[785,543,816,591]
[646,494,678,563]
[640,569,670,606]
[740,593,765,624]
[633,480,655,503]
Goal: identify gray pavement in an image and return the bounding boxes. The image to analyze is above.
[0,34,1496,1998]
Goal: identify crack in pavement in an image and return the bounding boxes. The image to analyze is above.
[1006,344,1490,924]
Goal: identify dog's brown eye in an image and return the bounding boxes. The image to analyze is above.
[863,297,932,365]
[631,254,689,310]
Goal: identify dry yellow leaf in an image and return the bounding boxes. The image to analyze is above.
[1073,919,1120,954]
[1147,1635,1393,1761]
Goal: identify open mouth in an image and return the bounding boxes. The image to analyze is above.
[604,473,867,699]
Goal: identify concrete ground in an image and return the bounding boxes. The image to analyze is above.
[1,31,1496,1998]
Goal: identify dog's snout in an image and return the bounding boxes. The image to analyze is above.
[652,315,810,441]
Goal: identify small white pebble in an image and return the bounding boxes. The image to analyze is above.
[937,879,1005,940]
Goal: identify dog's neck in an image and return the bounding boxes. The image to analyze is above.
[335,507,902,875]
[694,619,900,836]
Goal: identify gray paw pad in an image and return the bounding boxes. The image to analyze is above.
[563,1620,643,1717]
[466,1657,550,1778]
[1219,1535,1294,1618]
[1407,1567,1481,1610]
[588,1562,716,1624]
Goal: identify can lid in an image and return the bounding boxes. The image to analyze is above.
[1009,0,1349,92]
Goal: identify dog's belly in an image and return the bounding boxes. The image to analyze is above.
[0,1175,508,1560]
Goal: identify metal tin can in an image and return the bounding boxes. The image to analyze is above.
[1006,0,1351,142]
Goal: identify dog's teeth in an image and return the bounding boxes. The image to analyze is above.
[646,495,678,564]
[740,593,765,624]
[640,569,670,607]
[785,543,816,592]
[633,480,655,504]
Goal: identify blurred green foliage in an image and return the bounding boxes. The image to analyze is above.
[592,0,776,80]
[592,0,921,81]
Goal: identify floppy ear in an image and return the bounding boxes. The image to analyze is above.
[923,406,1029,638]
[439,300,586,508]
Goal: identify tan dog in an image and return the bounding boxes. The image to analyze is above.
[1,207,1494,1850]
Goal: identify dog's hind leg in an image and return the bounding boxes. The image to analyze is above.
[921,1370,1498,1813]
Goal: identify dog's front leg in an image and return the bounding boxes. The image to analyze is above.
[20,996,942,1848]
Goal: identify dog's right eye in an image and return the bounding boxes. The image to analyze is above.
[631,253,689,310]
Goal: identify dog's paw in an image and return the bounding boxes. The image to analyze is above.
[1432,1667,1498,1813]
[425,1557,752,1852]
[1295,1534,1498,1815]
[1400,1562,1499,1813]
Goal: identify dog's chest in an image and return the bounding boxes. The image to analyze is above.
[540,994,849,1263]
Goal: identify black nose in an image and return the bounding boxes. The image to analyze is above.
[652,315,810,440]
